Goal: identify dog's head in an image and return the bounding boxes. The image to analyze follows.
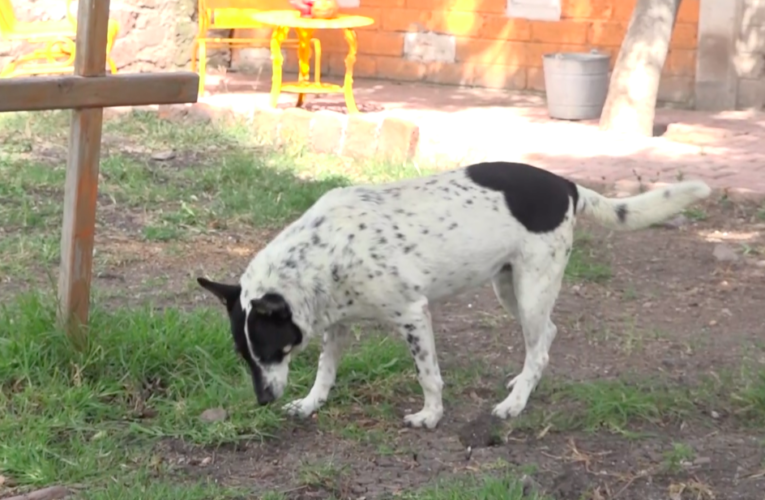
[197,277,303,405]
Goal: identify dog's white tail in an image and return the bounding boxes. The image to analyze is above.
[575,181,712,231]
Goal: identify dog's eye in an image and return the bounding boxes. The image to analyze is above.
[283,345,292,354]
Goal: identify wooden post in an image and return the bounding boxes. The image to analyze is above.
[58,0,110,337]
[0,0,200,339]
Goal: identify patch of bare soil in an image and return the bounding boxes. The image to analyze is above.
[9,197,765,499]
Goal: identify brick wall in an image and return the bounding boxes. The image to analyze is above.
[735,0,765,109]
[234,0,699,105]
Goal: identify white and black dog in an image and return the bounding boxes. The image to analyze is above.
[198,161,711,429]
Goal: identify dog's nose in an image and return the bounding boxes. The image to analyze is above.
[257,387,275,406]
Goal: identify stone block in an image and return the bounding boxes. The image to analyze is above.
[157,104,191,121]
[155,103,233,124]
[341,114,381,159]
[278,108,313,146]
[309,111,346,155]
[377,117,419,161]
[252,107,284,143]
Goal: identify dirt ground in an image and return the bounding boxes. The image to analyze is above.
[56,195,761,500]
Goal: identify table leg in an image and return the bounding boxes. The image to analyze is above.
[269,26,290,108]
[295,28,314,108]
[342,28,359,114]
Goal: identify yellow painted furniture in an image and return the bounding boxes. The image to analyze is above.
[0,0,119,78]
[253,10,373,113]
[192,0,322,95]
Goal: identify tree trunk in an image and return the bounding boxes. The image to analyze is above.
[598,0,682,136]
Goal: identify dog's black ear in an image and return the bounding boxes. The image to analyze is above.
[197,277,242,311]
[251,293,291,320]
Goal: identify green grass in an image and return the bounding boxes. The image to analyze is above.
[565,231,612,282]
[505,369,765,439]
[398,473,550,500]
[77,477,248,500]
[0,292,417,492]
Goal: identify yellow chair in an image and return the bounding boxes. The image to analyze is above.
[192,0,322,95]
[0,0,120,78]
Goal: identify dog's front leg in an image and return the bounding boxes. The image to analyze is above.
[283,323,349,418]
[397,300,444,429]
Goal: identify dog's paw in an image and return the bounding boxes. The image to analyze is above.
[491,398,526,420]
[282,397,322,418]
[403,407,443,429]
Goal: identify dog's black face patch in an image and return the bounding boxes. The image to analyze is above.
[465,161,578,233]
[196,278,302,405]
[246,293,303,365]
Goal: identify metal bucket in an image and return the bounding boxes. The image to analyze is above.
[542,50,611,120]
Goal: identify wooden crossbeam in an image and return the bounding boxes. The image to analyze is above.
[0,0,199,338]
[0,73,200,112]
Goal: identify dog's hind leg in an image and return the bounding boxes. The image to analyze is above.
[283,323,350,418]
[395,298,444,429]
[491,252,567,420]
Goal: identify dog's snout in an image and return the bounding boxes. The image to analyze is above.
[257,387,275,406]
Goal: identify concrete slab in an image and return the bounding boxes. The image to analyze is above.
[199,72,765,198]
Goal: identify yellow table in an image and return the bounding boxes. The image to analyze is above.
[252,10,374,113]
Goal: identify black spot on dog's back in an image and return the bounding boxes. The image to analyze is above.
[616,204,628,223]
[465,162,578,233]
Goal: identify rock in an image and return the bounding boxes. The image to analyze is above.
[521,474,542,497]
[151,150,176,161]
[200,408,228,423]
[662,214,689,229]
[713,243,739,262]
[694,456,712,465]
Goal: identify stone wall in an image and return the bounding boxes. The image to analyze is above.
[0,0,227,74]
[735,0,765,109]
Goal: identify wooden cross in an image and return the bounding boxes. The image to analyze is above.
[0,0,200,336]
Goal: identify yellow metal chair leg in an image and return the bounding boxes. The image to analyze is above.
[0,60,17,78]
[269,26,289,108]
[295,28,313,108]
[342,28,359,114]
[198,40,207,95]
[312,38,321,84]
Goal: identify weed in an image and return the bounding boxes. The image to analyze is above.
[662,442,695,473]
[683,207,708,221]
